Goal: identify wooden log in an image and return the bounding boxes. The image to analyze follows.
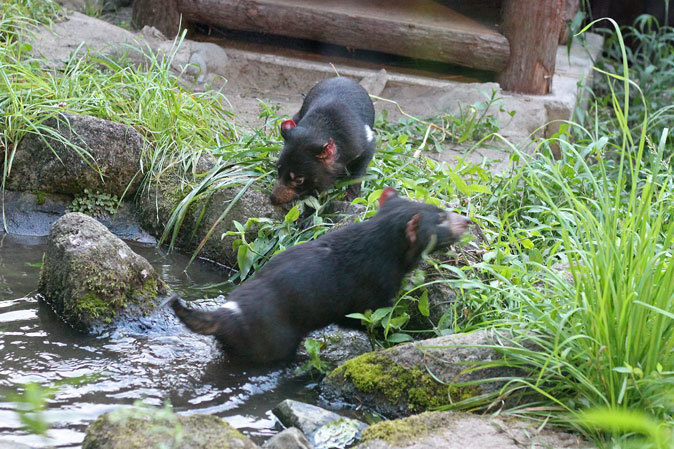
[132,0,182,38]
[177,0,510,72]
[558,0,579,44]
[497,0,564,94]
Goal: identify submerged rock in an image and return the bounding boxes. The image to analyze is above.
[322,329,523,418]
[39,212,165,333]
[5,112,144,198]
[297,324,372,370]
[83,405,258,449]
[272,399,367,449]
[355,411,590,449]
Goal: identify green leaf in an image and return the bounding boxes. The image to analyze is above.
[371,307,393,323]
[448,172,470,195]
[520,238,534,250]
[466,183,491,194]
[387,314,409,329]
[387,333,413,343]
[304,338,321,355]
[418,290,430,317]
[284,204,301,223]
[237,245,254,279]
[368,189,383,204]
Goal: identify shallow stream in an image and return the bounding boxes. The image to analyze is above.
[0,233,316,448]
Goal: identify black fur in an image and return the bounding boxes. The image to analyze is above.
[270,77,376,205]
[170,190,469,364]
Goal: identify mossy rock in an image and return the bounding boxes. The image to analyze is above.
[355,411,592,449]
[39,212,166,333]
[322,330,524,418]
[83,405,258,449]
[6,112,144,197]
[135,174,283,267]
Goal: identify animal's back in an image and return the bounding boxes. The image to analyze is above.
[297,77,374,127]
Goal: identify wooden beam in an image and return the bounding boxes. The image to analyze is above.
[497,0,564,94]
[177,0,510,72]
[559,0,579,44]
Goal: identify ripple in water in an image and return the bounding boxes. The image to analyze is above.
[0,233,315,448]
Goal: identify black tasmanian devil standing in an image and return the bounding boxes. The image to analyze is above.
[170,188,470,364]
[270,76,376,205]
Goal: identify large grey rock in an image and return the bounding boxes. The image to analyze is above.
[83,406,258,449]
[6,112,144,198]
[39,212,165,333]
[355,411,591,449]
[272,400,367,449]
[263,428,312,449]
[137,175,282,267]
[322,329,524,418]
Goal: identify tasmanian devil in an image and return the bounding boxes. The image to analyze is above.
[170,187,469,364]
[270,76,376,205]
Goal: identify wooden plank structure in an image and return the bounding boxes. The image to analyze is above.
[132,0,577,94]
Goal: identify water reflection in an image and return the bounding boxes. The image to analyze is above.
[0,234,313,448]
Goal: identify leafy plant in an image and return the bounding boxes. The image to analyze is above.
[6,382,55,436]
[68,188,119,217]
[296,338,333,376]
[6,375,96,437]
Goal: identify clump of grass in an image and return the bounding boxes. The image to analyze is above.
[585,14,674,155]
[432,18,673,448]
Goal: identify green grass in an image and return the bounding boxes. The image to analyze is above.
[427,18,674,449]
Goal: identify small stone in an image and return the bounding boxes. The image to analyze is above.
[263,427,312,449]
[272,400,367,448]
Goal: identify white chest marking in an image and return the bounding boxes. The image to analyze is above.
[223,301,241,315]
[364,124,374,143]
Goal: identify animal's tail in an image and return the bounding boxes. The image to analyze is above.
[167,293,224,336]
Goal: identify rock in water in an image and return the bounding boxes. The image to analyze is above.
[82,405,258,449]
[272,399,367,449]
[39,212,165,333]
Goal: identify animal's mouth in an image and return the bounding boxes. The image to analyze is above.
[270,182,298,205]
[441,211,470,238]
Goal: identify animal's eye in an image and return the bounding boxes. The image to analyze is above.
[295,177,304,185]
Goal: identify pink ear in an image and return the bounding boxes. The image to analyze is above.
[316,138,337,165]
[378,187,397,207]
[281,120,296,133]
[405,214,420,243]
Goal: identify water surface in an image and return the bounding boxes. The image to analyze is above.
[0,233,315,448]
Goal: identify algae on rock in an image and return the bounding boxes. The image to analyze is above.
[39,212,165,333]
[322,330,523,418]
[82,404,258,449]
[355,411,591,449]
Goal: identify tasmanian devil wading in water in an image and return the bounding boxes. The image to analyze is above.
[170,188,470,364]
[269,76,376,205]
